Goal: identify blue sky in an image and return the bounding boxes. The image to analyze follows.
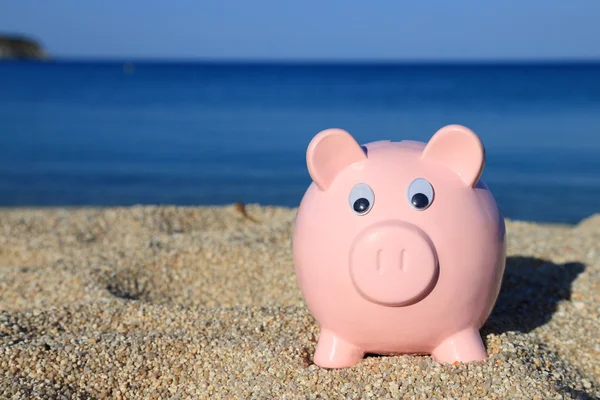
[2,0,600,60]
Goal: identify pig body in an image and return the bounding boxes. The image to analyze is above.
[292,125,507,368]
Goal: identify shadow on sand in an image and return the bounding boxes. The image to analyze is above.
[482,255,586,336]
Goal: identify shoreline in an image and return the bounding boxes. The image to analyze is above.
[0,202,595,226]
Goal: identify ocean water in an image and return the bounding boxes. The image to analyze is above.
[0,60,599,224]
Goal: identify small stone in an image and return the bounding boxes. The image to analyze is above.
[582,379,592,389]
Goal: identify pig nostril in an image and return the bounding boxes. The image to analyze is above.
[399,249,406,272]
[376,249,384,274]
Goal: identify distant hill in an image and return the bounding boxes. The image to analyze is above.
[0,34,48,60]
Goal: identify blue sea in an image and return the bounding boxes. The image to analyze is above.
[0,60,599,224]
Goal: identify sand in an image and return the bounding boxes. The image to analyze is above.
[0,204,598,399]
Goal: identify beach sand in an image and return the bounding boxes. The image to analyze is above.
[0,204,598,399]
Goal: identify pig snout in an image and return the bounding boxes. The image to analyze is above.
[349,221,439,306]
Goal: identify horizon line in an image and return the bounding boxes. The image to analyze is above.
[5,55,600,66]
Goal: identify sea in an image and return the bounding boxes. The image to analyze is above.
[0,60,599,224]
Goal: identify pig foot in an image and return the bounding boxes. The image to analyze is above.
[313,329,364,368]
[431,328,487,364]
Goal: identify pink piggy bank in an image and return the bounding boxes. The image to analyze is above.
[292,124,507,368]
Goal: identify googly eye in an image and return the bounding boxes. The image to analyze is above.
[407,178,434,210]
[349,183,374,215]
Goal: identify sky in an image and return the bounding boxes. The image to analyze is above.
[2,0,600,61]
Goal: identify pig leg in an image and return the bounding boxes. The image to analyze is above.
[313,329,364,368]
[431,328,487,364]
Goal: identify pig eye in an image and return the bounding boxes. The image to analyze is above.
[407,178,434,210]
[349,183,374,215]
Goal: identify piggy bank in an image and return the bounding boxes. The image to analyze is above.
[292,124,507,368]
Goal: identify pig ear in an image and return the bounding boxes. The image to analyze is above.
[306,128,367,191]
[421,124,485,187]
